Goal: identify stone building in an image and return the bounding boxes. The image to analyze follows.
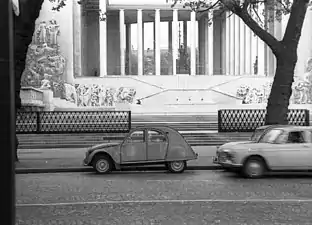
[21,0,312,112]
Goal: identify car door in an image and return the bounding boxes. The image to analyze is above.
[275,131,312,170]
[146,129,168,161]
[120,129,147,163]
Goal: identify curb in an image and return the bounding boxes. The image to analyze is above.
[15,165,222,174]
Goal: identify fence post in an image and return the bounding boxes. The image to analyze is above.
[36,111,41,133]
[217,110,221,132]
[305,110,310,126]
[128,110,131,132]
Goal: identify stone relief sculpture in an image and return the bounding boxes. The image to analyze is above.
[21,20,66,98]
[236,60,312,105]
[292,58,312,104]
[75,84,136,107]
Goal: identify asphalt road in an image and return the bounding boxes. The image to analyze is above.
[16,171,312,225]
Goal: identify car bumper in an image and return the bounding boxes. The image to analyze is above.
[212,156,242,168]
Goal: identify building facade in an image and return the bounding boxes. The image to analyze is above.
[21,0,312,112]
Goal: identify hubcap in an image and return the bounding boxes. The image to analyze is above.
[96,159,109,172]
[171,161,184,171]
[246,161,262,177]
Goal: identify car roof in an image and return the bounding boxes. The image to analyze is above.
[131,125,180,133]
[257,125,312,132]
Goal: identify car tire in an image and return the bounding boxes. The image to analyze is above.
[242,156,266,179]
[166,161,187,173]
[93,155,113,174]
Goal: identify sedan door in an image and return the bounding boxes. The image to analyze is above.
[120,129,147,163]
[146,129,168,161]
[274,131,312,170]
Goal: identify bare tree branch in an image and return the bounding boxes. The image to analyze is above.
[227,2,282,55]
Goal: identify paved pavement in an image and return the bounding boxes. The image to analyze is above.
[16,146,220,173]
[16,171,312,224]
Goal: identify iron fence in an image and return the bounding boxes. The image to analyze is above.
[218,109,310,132]
[16,111,131,134]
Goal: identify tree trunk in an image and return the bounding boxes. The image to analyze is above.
[265,50,297,125]
[14,0,44,161]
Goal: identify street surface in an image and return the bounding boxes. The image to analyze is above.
[16,170,312,224]
[16,146,218,169]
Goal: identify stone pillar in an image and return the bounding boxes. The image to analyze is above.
[257,4,265,76]
[251,31,258,75]
[172,9,179,75]
[198,17,205,75]
[119,9,125,76]
[239,19,245,74]
[125,24,132,75]
[225,12,230,75]
[245,26,252,74]
[206,14,213,75]
[190,10,196,75]
[234,15,240,75]
[73,0,82,77]
[137,9,143,76]
[295,6,312,78]
[229,15,235,75]
[99,0,107,76]
[168,21,173,75]
[155,9,161,76]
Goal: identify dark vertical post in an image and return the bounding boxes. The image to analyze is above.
[305,109,310,126]
[128,110,132,132]
[0,0,16,224]
[36,111,41,133]
[217,110,221,132]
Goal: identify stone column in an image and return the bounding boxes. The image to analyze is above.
[257,5,265,76]
[225,11,230,75]
[137,9,143,76]
[73,0,82,77]
[172,9,179,75]
[155,9,161,76]
[245,26,252,74]
[168,21,173,75]
[119,9,125,76]
[99,0,107,76]
[234,15,240,75]
[125,24,132,75]
[198,17,205,75]
[295,6,312,78]
[190,10,196,75]
[229,15,235,75]
[206,14,213,75]
[239,19,245,74]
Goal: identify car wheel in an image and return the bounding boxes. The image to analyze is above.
[242,156,266,179]
[93,155,113,174]
[166,161,187,173]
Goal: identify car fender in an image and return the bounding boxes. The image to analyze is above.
[88,147,120,165]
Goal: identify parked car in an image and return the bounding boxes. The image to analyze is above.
[83,126,198,174]
[213,125,312,178]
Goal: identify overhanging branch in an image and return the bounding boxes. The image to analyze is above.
[231,5,282,55]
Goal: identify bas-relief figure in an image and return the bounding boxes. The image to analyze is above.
[75,84,136,107]
[21,20,66,98]
[236,58,312,104]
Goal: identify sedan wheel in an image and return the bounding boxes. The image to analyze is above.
[93,155,113,174]
[167,161,186,173]
[242,157,265,178]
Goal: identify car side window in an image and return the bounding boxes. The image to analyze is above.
[147,130,166,143]
[304,131,312,143]
[259,129,283,143]
[286,131,306,144]
[127,130,144,143]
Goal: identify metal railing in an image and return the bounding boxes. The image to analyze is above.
[16,111,131,134]
[218,109,310,132]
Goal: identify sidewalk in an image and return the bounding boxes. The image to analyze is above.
[15,146,221,173]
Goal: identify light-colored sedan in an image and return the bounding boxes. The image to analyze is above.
[213,125,312,178]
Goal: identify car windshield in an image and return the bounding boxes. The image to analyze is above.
[250,128,266,142]
[259,129,283,143]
